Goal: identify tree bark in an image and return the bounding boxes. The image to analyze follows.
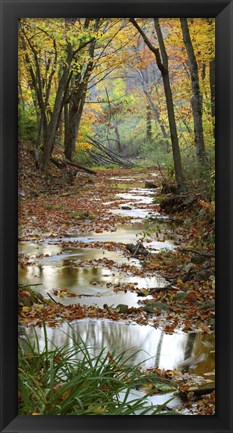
[64,19,98,160]
[114,125,122,152]
[65,85,87,160]
[180,18,206,163]
[41,60,71,170]
[209,59,215,118]
[146,104,152,143]
[153,19,185,190]
[130,18,185,191]
[143,87,170,149]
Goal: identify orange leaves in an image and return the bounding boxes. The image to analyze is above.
[21,290,31,298]
[164,324,176,333]
[179,384,190,393]
[183,290,198,303]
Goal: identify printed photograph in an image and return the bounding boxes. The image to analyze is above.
[18,18,215,415]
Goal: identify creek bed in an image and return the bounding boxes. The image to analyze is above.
[19,174,215,413]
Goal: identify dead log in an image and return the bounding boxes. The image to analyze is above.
[87,136,134,167]
[50,157,96,175]
[50,157,66,168]
[179,386,215,399]
[64,159,97,175]
[179,248,215,258]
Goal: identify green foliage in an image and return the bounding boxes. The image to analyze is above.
[18,328,176,415]
[18,105,37,141]
[141,141,215,200]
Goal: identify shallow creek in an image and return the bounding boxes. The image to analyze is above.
[19,175,215,411]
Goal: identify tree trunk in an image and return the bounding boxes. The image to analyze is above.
[41,63,70,171]
[180,18,206,163]
[114,125,122,152]
[146,104,152,143]
[162,72,185,189]
[65,88,86,160]
[154,19,185,190]
[143,89,170,149]
[64,102,70,150]
[209,59,215,118]
[41,41,72,170]
[130,18,185,190]
[64,19,98,161]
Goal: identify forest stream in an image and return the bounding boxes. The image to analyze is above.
[19,170,215,414]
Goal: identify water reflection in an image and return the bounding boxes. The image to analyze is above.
[18,263,166,307]
[19,244,139,267]
[23,319,215,374]
[180,332,215,380]
[44,224,146,244]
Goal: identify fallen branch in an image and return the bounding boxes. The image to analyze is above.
[50,157,96,175]
[87,135,135,167]
[149,284,179,293]
[179,387,215,398]
[64,159,97,175]
[179,248,215,258]
[47,292,63,306]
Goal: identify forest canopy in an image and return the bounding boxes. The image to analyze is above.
[18,17,215,191]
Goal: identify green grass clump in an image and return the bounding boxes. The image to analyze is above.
[18,328,178,416]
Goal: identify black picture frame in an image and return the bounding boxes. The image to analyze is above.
[0,0,232,432]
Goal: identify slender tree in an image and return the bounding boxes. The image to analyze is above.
[64,19,99,160]
[209,59,215,118]
[130,18,185,191]
[180,18,206,163]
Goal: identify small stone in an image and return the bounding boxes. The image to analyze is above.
[121,205,132,210]
[174,291,186,301]
[116,304,128,313]
[191,255,206,264]
[199,300,215,310]
[184,263,194,273]
[145,181,158,189]
[143,301,168,313]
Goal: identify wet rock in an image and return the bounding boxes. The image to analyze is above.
[116,304,129,313]
[191,255,207,265]
[145,181,158,189]
[126,242,149,256]
[174,291,186,301]
[199,300,215,310]
[184,263,195,273]
[143,301,168,313]
[121,205,132,210]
